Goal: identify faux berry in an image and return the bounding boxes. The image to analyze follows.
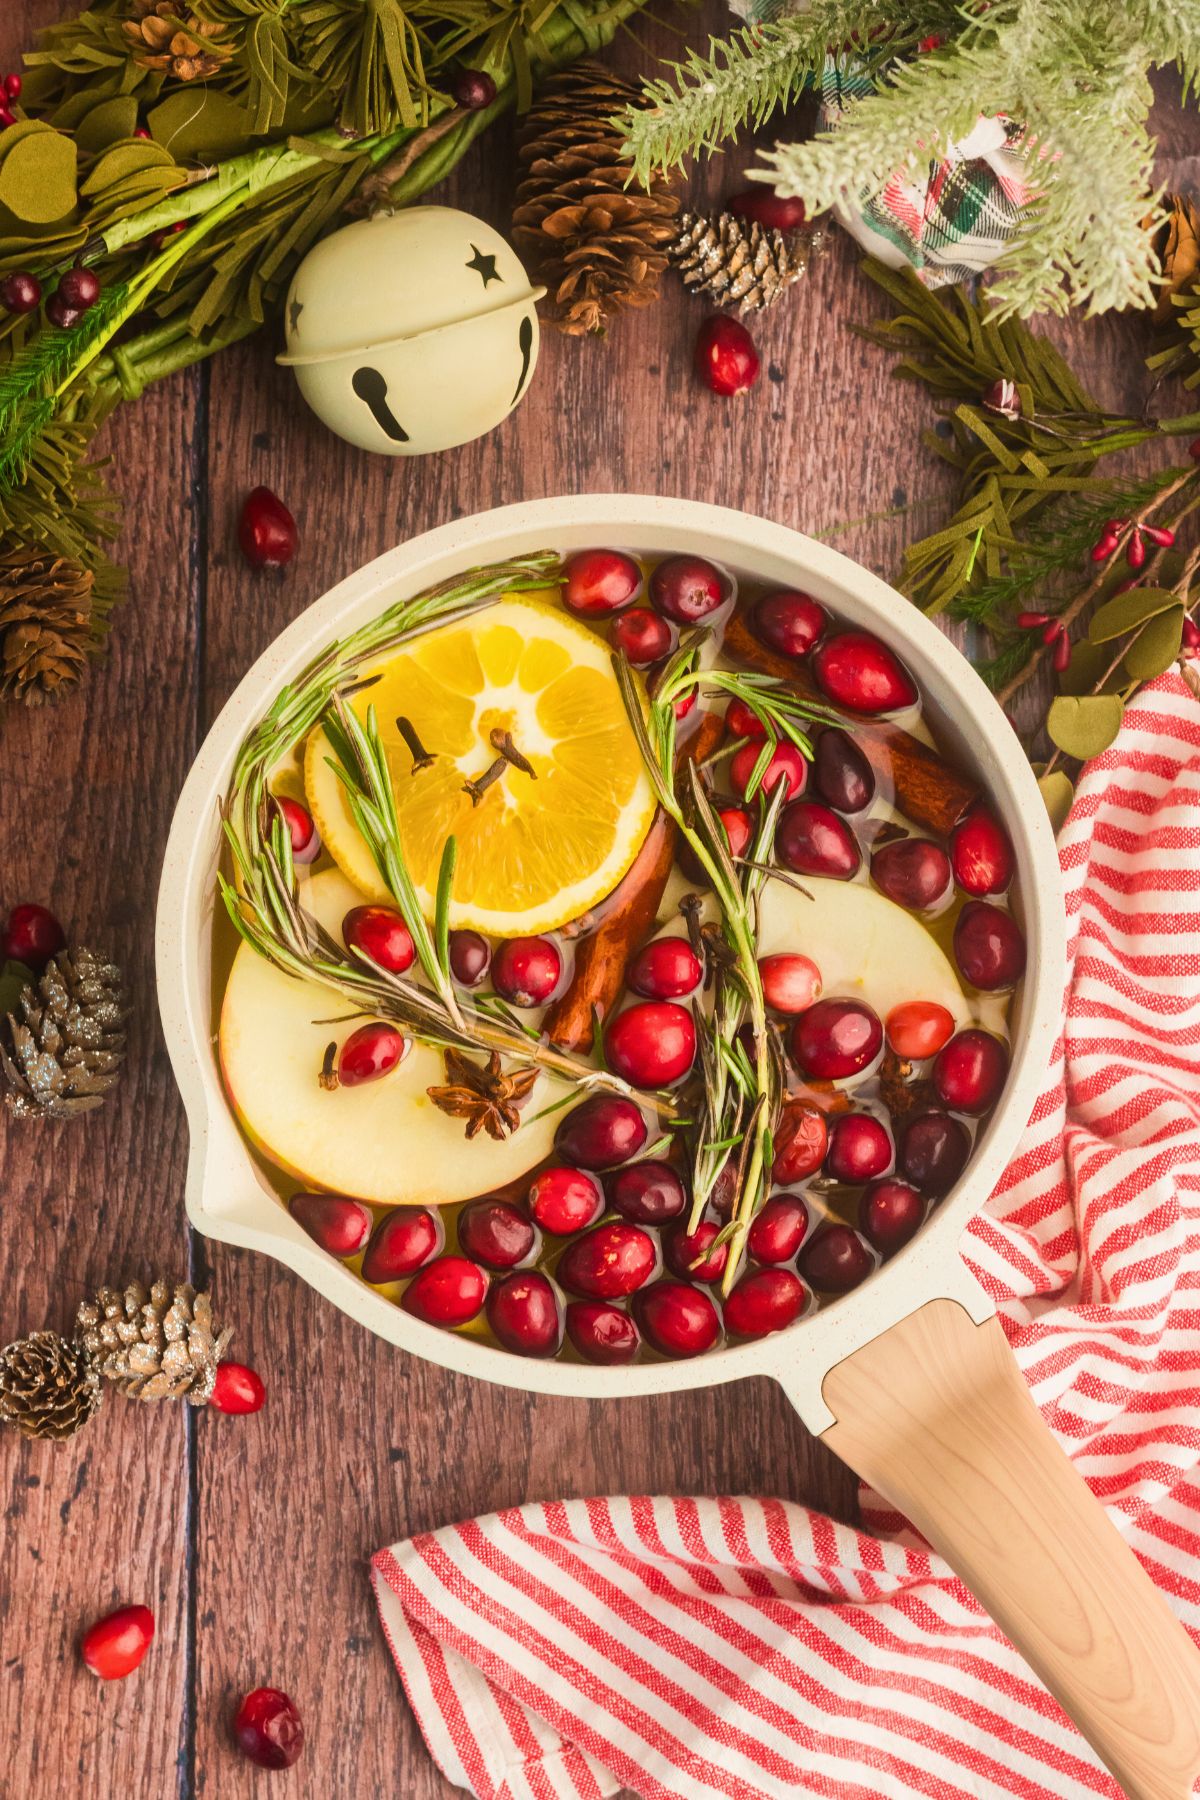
[563,548,641,616]
[210,1362,266,1415]
[452,68,497,109]
[771,1102,827,1184]
[362,1207,441,1282]
[448,929,490,987]
[633,1281,721,1357]
[81,1604,154,1680]
[727,188,807,232]
[559,1220,658,1298]
[664,1219,727,1283]
[870,837,952,912]
[649,554,728,624]
[606,1160,687,1224]
[775,799,860,879]
[799,1225,875,1293]
[492,935,561,1006]
[747,1193,808,1264]
[824,1112,892,1184]
[932,1029,1009,1114]
[275,795,320,864]
[239,485,298,569]
[627,936,702,1000]
[953,901,1026,990]
[949,808,1014,896]
[730,739,807,803]
[458,1197,535,1268]
[342,905,415,973]
[605,1000,696,1087]
[44,293,81,329]
[289,1192,372,1257]
[5,74,22,101]
[401,1255,488,1326]
[811,631,917,714]
[861,1178,924,1255]
[338,1021,408,1085]
[884,1001,955,1061]
[234,1687,305,1770]
[565,1301,640,1364]
[611,608,671,665]
[528,1166,604,1236]
[0,271,40,314]
[723,1267,806,1338]
[899,1111,971,1196]
[694,314,760,397]
[57,265,100,311]
[1,902,65,970]
[487,1271,561,1356]
[812,728,874,813]
[555,1094,647,1169]
[791,998,882,1081]
[758,952,822,1014]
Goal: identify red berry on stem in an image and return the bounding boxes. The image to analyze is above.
[555,1094,647,1169]
[343,904,414,973]
[1041,620,1063,647]
[1052,631,1071,674]
[1016,611,1051,629]
[772,1102,827,1184]
[562,548,641,616]
[1090,531,1119,563]
[1183,616,1200,654]
[1126,531,1147,570]
[747,1192,809,1263]
[811,631,917,714]
[611,608,671,665]
[727,187,807,231]
[885,1000,955,1060]
[5,74,22,101]
[492,935,561,1006]
[664,1219,727,1283]
[0,271,40,314]
[799,1224,875,1293]
[45,293,81,329]
[1,902,64,970]
[605,1000,696,1086]
[824,1112,892,1184]
[775,799,861,879]
[899,1111,970,1195]
[58,265,100,311]
[861,1179,924,1255]
[289,1192,372,1257]
[649,554,728,625]
[566,1300,640,1364]
[694,314,760,396]
[275,795,320,863]
[362,1207,441,1281]
[239,485,298,569]
[791,998,882,1080]
[560,1220,658,1298]
[606,1159,687,1224]
[448,928,490,987]
[338,1020,408,1085]
[528,1166,604,1235]
[758,951,822,1014]
[210,1362,266,1415]
[452,67,496,109]
[458,1197,535,1268]
[634,1281,721,1357]
[730,740,808,804]
[402,1255,488,1326]
[724,1267,806,1337]
[235,1687,305,1770]
[1143,524,1176,548]
[870,837,952,912]
[932,1028,1009,1114]
[81,1604,155,1680]
[487,1271,561,1356]
[953,901,1026,990]
[950,807,1014,896]
[752,590,828,658]
[812,728,874,813]
[627,936,702,1000]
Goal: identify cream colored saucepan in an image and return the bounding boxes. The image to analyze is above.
[156,496,1200,1799]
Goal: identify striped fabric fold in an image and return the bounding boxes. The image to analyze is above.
[373,674,1200,1800]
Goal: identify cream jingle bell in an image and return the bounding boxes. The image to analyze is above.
[277,206,544,455]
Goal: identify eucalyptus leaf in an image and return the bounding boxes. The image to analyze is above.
[1046,693,1125,761]
[81,139,176,195]
[0,124,77,224]
[1037,771,1075,833]
[148,90,256,162]
[0,959,34,1014]
[1087,586,1180,644]
[1057,638,1112,696]
[1121,605,1184,681]
[76,97,140,154]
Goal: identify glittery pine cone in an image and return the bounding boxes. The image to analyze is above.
[0,547,95,706]
[0,1330,102,1441]
[76,1280,232,1405]
[0,947,127,1121]
[669,209,818,314]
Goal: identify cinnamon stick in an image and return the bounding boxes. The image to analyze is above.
[722,609,978,836]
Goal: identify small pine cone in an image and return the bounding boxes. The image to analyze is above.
[123,2,229,80]
[0,547,95,706]
[0,947,127,1121]
[513,61,679,337]
[0,1331,102,1441]
[669,210,813,314]
[76,1280,232,1405]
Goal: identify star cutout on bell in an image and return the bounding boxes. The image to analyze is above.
[466,245,501,286]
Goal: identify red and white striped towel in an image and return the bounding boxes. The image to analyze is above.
[372,674,1200,1800]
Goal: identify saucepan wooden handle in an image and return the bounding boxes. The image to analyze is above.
[821,1298,1200,1800]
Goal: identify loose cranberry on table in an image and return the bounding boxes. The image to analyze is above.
[724,1267,807,1338]
[559,1220,658,1298]
[634,1280,721,1357]
[824,1112,892,1184]
[718,805,754,859]
[694,313,760,397]
[457,1197,536,1268]
[870,837,952,912]
[812,727,874,813]
[491,935,562,1006]
[289,1192,372,1257]
[448,928,491,987]
[627,936,703,1000]
[401,1254,488,1326]
[343,904,415,973]
[664,1219,727,1283]
[649,553,728,624]
[81,1604,154,1680]
[566,1300,640,1365]
[337,1020,408,1085]
[799,1224,875,1293]
[885,1000,955,1060]
[555,1093,648,1169]
[605,1000,696,1087]
[562,547,642,616]
[487,1271,562,1357]
[730,739,807,804]
[361,1206,441,1282]
[758,952,822,1014]
[899,1111,971,1196]
[771,1102,828,1184]
[611,607,672,665]
[1,902,64,970]
[210,1361,266,1415]
[752,590,828,658]
[239,485,298,569]
[775,799,861,879]
[727,187,807,231]
[811,630,917,714]
[528,1165,604,1235]
[932,1028,1009,1114]
[950,807,1015,896]
[274,795,320,863]
[791,998,883,1081]
[747,1192,809,1264]
[953,900,1026,990]
[606,1159,687,1224]
[861,1178,924,1255]
[234,1687,305,1770]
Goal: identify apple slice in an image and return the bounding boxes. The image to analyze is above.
[219,868,569,1205]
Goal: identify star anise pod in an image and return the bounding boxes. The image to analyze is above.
[426,1048,538,1141]
[877,1048,936,1128]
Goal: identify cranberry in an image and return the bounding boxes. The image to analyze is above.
[870,837,952,912]
[58,265,100,311]
[791,998,882,1080]
[528,1166,604,1235]
[361,1207,442,1281]
[759,951,822,1014]
[812,728,874,813]
[752,591,828,658]
[210,1362,266,1414]
[811,630,917,714]
[239,485,298,569]
[672,689,697,723]
[492,935,562,1006]
[402,1254,488,1326]
[606,1159,687,1223]
[649,554,728,624]
[718,806,754,859]
[725,697,767,740]
[487,1271,561,1356]
[555,1094,648,1169]
[885,1001,955,1060]
[800,1224,875,1293]
[953,901,1026,990]
[1,902,65,970]
[565,1300,640,1364]
[951,808,1015,896]
[730,739,808,803]
[457,1197,536,1268]
[627,936,702,1001]
[274,795,320,863]
[605,1000,696,1087]
[448,928,491,987]
[694,314,759,397]
[861,1179,924,1255]
[451,67,497,109]
[772,1103,828,1183]
[747,1193,808,1263]
[664,1219,727,1283]
[288,1192,372,1257]
[728,188,807,231]
[932,1029,1008,1114]
[4,75,20,102]
[1,271,40,314]
[343,904,414,973]
[234,1687,305,1769]
[724,1267,807,1337]
[559,1220,658,1298]
[899,1111,971,1195]
[776,799,861,879]
[634,1281,721,1357]
[337,1020,408,1085]
[563,548,642,616]
[81,1605,155,1680]
[612,608,671,665]
[825,1112,892,1183]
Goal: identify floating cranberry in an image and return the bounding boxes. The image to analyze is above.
[343,904,414,973]
[861,1179,924,1255]
[953,901,1026,990]
[607,1160,687,1224]
[487,1271,561,1356]
[950,808,1015,896]
[457,1197,536,1268]
[492,935,562,1006]
[210,1361,266,1414]
[337,1020,408,1086]
[627,936,703,1000]
[58,265,100,311]
[825,1112,892,1184]
[870,837,952,912]
[239,485,297,569]
[885,1000,955,1060]
[728,188,807,231]
[634,1281,721,1357]
[361,1207,442,1281]
[758,952,822,1014]
[402,1254,488,1326]
[776,799,861,879]
[0,271,40,314]
[555,1094,648,1169]
[730,739,808,803]
[649,554,728,625]
[811,630,917,714]
[791,998,882,1081]
[672,689,696,723]
[289,1192,372,1257]
[234,1687,305,1770]
[799,1225,875,1293]
[559,1219,658,1299]
[747,1193,808,1264]
[81,1604,155,1680]
[812,728,874,813]
[724,1267,807,1337]
[274,795,320,864]
[606,1001,696,1087]
[932,1029,1009,1114]
[718,805,754,859]
[565,1301,640,1364]
[448,928,491,987]
[664,1219,727,1283]
[563,548,641,616]
[528,1165,604,1235]
[752,590,828,659]
[772,1103,828,1183]
[725,697,767,741]
[1,902,65,970]
[899,1111,971,1195]
[694,314,759,397]
[612,607,671,665]
[451,67,497,109]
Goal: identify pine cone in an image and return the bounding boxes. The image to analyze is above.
[0,947,127,1121]
[512,61,679,337]
[670,209,817,314]
[76,1280,232,1405]
[0,547,95,706]
[0,1331,102,1441]
[123,1,230,80]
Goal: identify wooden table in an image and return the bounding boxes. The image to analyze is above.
[2,5,1196,1793]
